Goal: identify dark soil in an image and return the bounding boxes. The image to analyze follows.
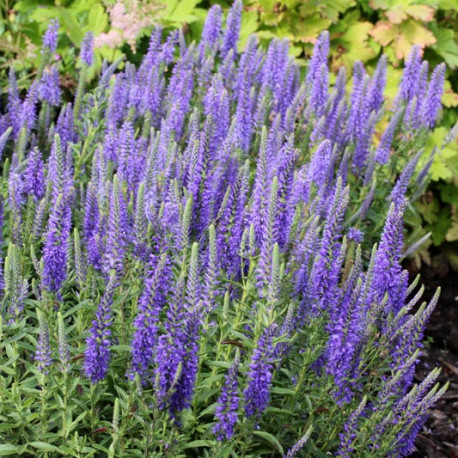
[408,265,458,458]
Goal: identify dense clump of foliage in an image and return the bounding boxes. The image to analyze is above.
[0,2,456,456]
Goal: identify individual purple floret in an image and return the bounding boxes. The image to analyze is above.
[244,324,277,419]
[84,274,117,383]
[213,355,240,440]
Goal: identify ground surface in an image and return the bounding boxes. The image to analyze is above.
[410,265,458,458]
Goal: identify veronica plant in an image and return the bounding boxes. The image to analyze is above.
[0,2,454,456]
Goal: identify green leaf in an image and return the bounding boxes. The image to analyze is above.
[319,0,356,22]
[438,0,458,10]
[428,208,452,245]
[111,345,132,352]
[429,24,458,69]
[28,442,62,453]
[239,11,259,49]
[67,410,88,432]
[270,387,296,395]
[0,445,26,456]
[162,0,199,24]
[29,5,59,24]
[86,3,109,35]
[197,402,218,418]
[253,431,285,454]
[15,0,53,13]
[183,440,216,449]
[57,7,85,44]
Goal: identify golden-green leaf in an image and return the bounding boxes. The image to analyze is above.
[239,10,259,48]
[370,20,436,60]
[370,21,398,47]
[333,20,376,69]
[293,13,332,44]
[404,5,435,22]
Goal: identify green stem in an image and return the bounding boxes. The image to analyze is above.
[73,65,87,121]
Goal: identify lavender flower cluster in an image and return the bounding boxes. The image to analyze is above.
[0,3,453,455]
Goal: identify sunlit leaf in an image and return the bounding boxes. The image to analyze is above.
[239,10,259,48]
[404,5,435,22]
[429,23,458,68]
[370,21,398,46]
[292,13,332,44]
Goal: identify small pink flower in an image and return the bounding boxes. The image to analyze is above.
[94,30,123,49]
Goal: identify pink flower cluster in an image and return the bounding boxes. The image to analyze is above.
[94,1,161,49]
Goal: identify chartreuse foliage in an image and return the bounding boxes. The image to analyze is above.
[0,2,456,457]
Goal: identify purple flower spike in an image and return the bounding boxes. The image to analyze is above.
[372,201,406,314]
[220,0,242,59]
[397,45,422,103]
[84,274,117,383]
[35,310,52,375]
[306,31,330,90]
[244,324,277,419]
[336,397,367,457]
[39,66,61,106]
[421,63,446,129]
[103,177,129,275]
[81,32,94,66]
[213,355,240,440]
[42,193,72,294]
[201,5,223,52]
[23,147,45,201]
[375,108,402,164]
[368,55,387,113]
[130,254,170,381]
[42,19,59,54]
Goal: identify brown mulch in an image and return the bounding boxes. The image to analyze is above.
[408,265,458,458]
